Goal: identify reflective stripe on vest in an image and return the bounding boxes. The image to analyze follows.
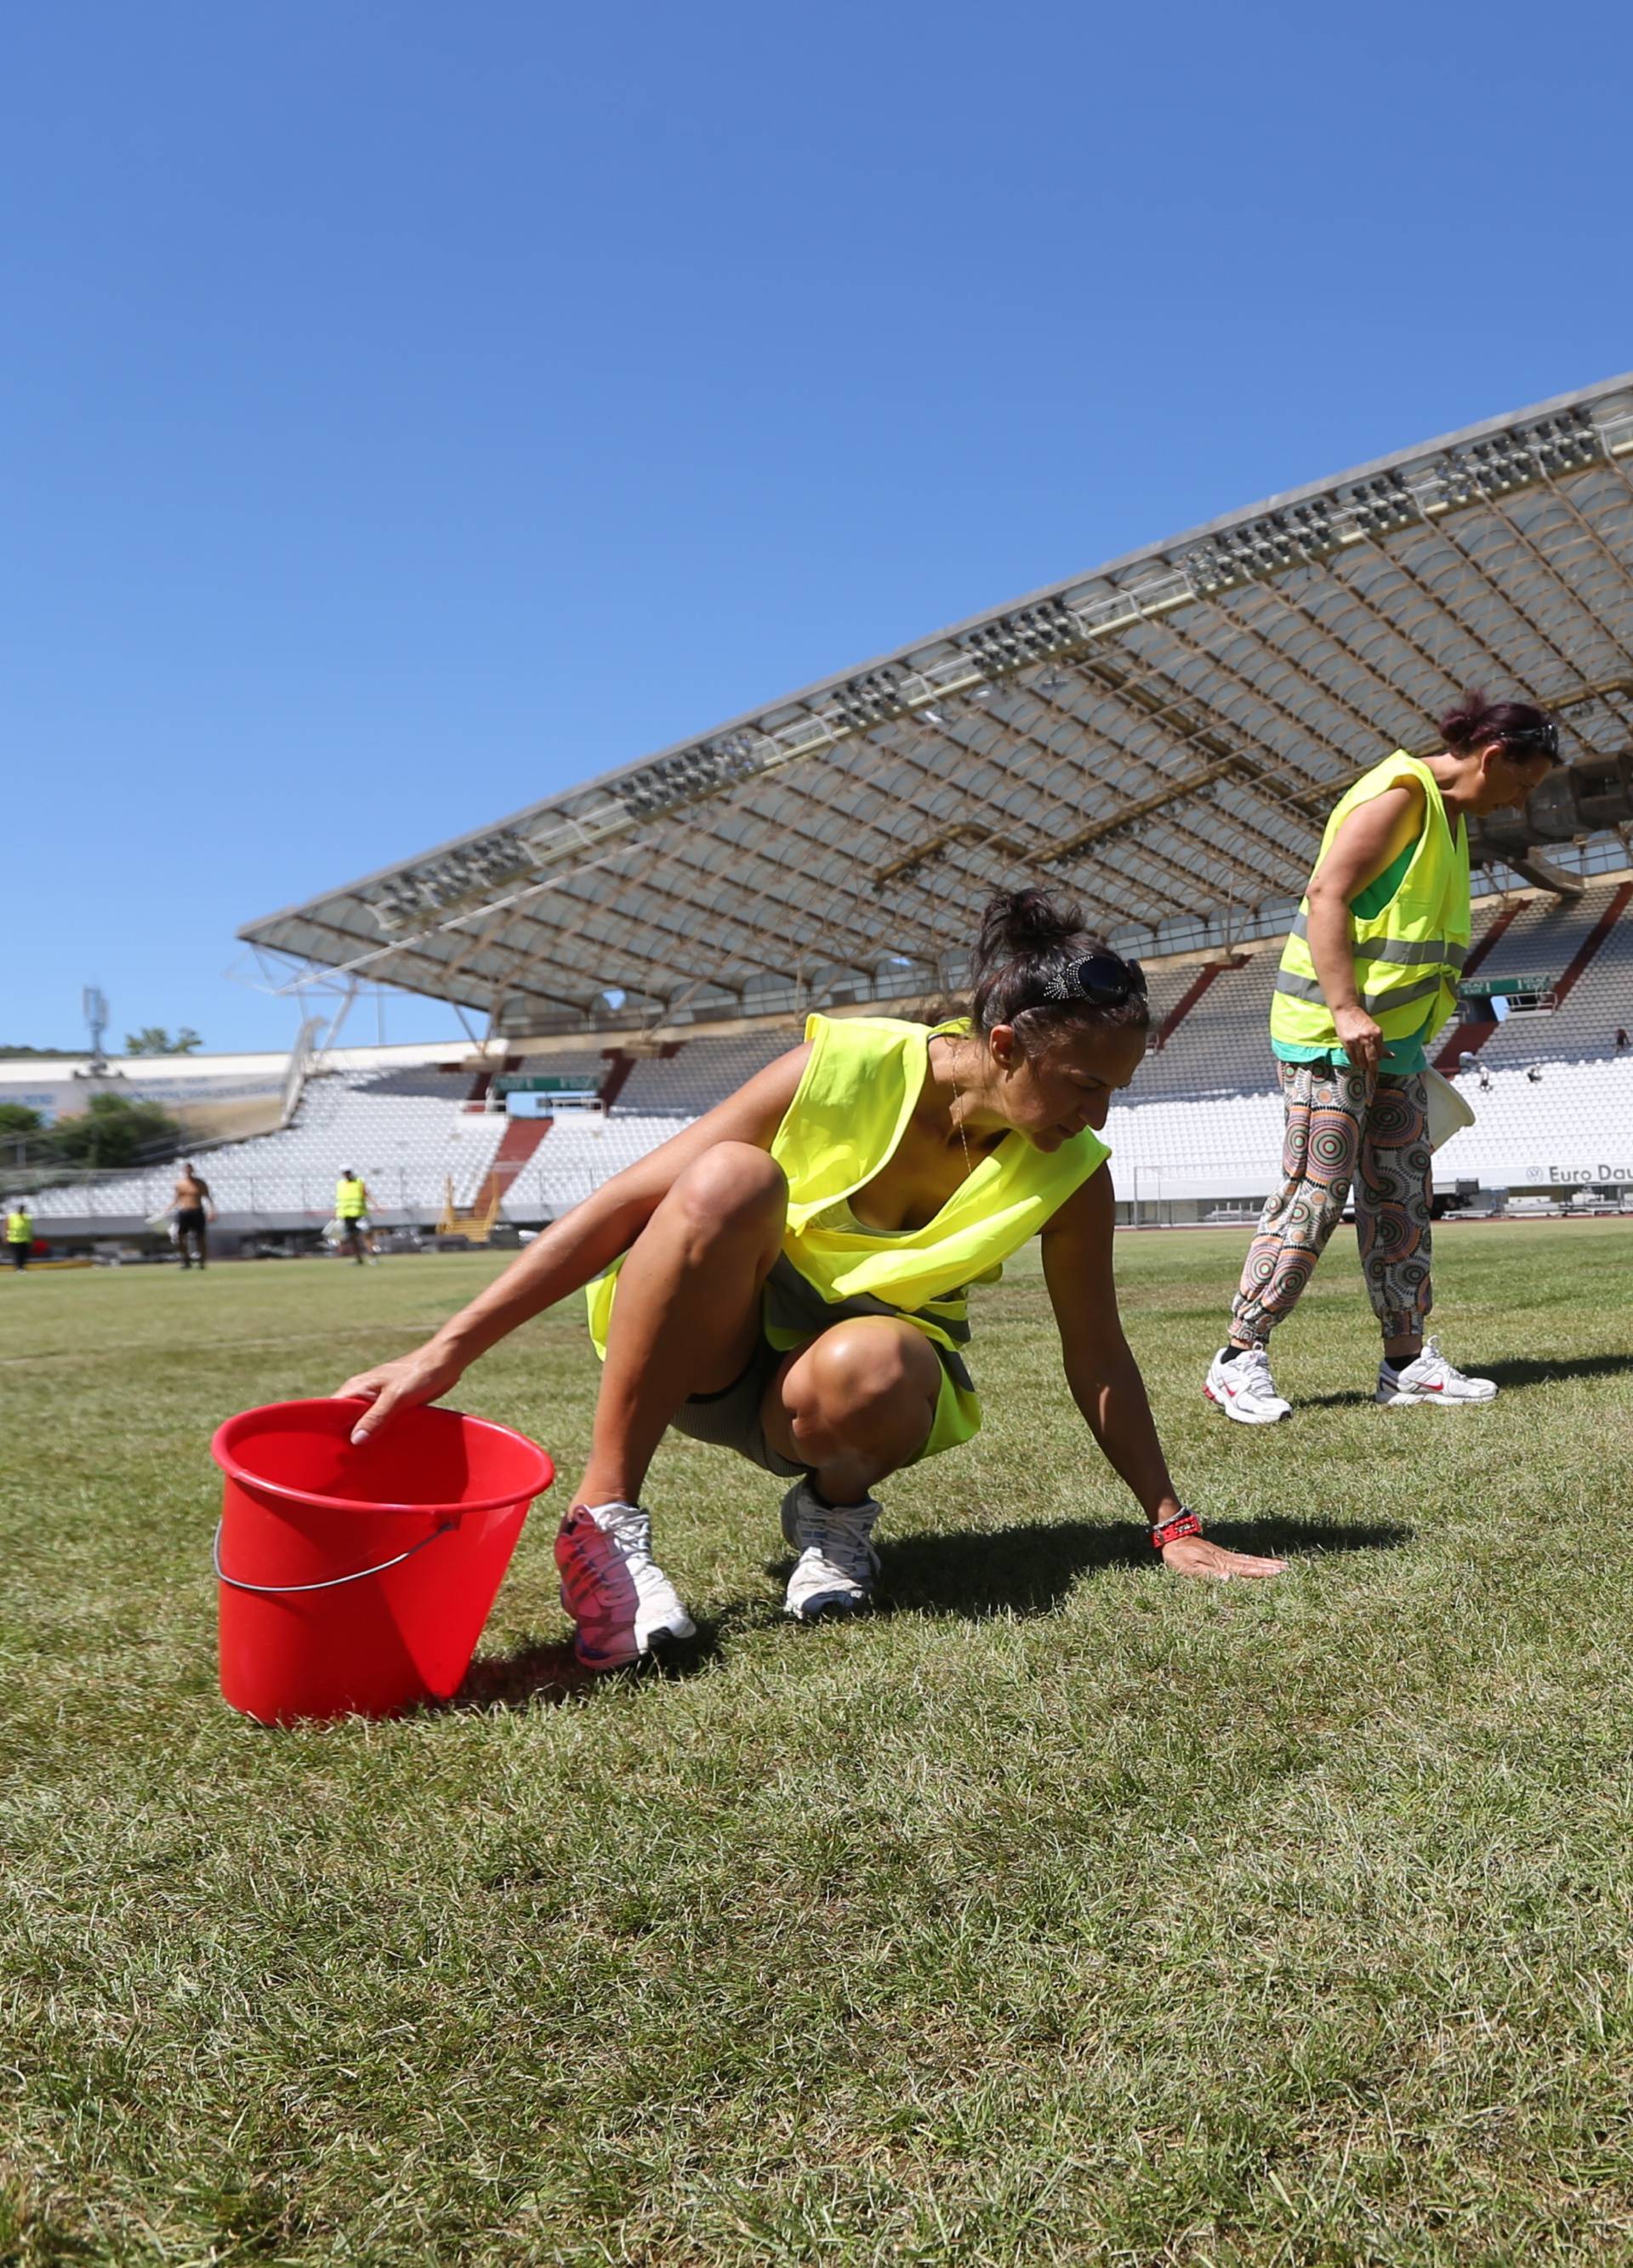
[585,1014,1109,1423]
[1274,968,1448,1017]
[1285,911,1471,972]
[1270,752,1471,1052]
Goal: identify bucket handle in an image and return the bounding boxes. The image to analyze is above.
[213,1518,457,1594]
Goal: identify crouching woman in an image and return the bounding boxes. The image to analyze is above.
[339,889,1283,1667]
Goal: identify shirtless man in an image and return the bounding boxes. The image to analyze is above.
[168,1163,215,1270]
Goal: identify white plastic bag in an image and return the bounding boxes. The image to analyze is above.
[1423,1066,1476,1152]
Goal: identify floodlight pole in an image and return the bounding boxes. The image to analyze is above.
[83,986,109,1072]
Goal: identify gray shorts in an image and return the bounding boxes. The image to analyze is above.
[671,1336,805,1479]
[650,1257,969,1479]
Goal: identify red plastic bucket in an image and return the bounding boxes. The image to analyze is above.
[210,1398,555,1724]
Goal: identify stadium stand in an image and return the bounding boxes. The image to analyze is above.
[357,1066,476,1099]
[23,902,1633,1239]
[501,1114,684,1216]
[611,1029,802,1115]
[1132,952,1281,1100]
[509,1048,612,1086]
[1143,960,1232,1054]
[1441,1057,1633,1191]
[1461,881,1633,1068]
[27,1071,505,1229]
[1104,1088,1285,1200]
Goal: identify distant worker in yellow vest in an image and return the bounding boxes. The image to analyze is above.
[339,889,1285,1672]
[1205,691,1559,1426]
[334,1171,375,1266]
[6,1200,33,1273]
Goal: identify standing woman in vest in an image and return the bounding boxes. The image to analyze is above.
[334,1171,374,1265]
[5,1199,33,1272]
[339,890,1284,1670]
[1205,691,1559,1424]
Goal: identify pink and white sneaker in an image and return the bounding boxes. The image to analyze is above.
[555,1502,696,1669]
[1375,1337,1497,1407]
[1204,1344,1293,1425]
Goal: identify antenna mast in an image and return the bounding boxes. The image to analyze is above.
[83,986,110,1073]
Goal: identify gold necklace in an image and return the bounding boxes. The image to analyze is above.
[949,1057,976,1185]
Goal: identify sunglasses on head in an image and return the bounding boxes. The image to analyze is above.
[1500,719,1559,764]
[1045,949,1147,1006]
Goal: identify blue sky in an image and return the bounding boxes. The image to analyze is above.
[5,2,1630,1054]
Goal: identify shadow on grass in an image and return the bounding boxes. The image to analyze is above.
[456,1517,1411,1703]
[1201,1513,1411,1559]
[1481,1350,1633,1392]
[864,1513,1411,1619]
[452,1638,606,1709]
[453,1610,764,1708]
[1297,1348,1633,1411]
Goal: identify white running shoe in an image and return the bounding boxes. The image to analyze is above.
[1204,1344,1292,1425]
[1375,1336,1497,1407]
[780,1479,882,1622]
[554,1502,697,1669]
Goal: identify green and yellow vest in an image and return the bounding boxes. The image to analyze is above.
[1271,752,1471,1053]
[5,1211,30,1245]
[586,1014,1110,1450]
[335,1177,367,1218]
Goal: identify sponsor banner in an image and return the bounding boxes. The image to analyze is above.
[495,1074,601,1095]
[1529,1165,1633,1183]
[505,1090,601,1118]
[1459,973,1560,997]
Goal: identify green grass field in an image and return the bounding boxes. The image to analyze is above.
[5,1226,1633,2266]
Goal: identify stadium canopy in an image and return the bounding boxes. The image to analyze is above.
[242,375,1633,1039]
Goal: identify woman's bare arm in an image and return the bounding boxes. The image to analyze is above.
[1304,781,1422,1073]
[337,1044,810,1440]
[1041,1171,1284,1580]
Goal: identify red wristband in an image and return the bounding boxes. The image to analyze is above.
[1152,1507,1202,1551]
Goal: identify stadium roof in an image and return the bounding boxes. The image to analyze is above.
[242,374,1633,1036]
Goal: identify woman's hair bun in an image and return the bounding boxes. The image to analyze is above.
[968,886,1149,1040]
[1439,687,1556,755]
[1440,691,1494,751]
[976,887,1083,966]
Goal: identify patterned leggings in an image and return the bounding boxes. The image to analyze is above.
[1231,1062,1435,1345]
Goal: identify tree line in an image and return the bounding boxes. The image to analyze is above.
[0,1093,186,1172]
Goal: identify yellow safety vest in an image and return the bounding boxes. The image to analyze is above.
[586,1014,1109,1450]
[5,1211,30,1244]
[1270,752,1471,1052]
[335,1178,367,1218]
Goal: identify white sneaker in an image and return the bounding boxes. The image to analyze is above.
[780,1479,882,1621]
[1204,1344,1292,1424]
[554,1502,697,1669]
[1376,1336,1497,1407]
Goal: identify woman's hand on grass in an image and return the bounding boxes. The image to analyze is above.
[337,1343,467,1445]
[1161,1535,1286,1581]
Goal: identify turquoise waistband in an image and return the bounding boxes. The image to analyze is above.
[1272,1035,1428,1074]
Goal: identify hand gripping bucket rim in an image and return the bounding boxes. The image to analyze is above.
[210,1397,555,1519]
